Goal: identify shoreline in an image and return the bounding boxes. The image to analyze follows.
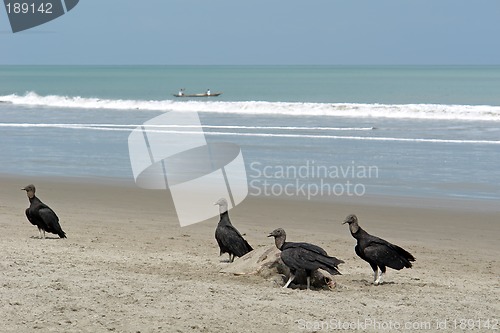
[3,173,499,252]
[3,171,498,212]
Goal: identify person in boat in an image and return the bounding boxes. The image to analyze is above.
[206,89,211,96]
[178,88,185,96]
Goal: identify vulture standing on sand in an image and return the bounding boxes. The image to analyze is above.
[22,184,66,239]
[268,228,343,289]
[214,198,253,262]
[343,214,414,285]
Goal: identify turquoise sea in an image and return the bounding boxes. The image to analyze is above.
[1,65,499,201]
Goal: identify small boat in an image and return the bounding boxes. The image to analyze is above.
[173,92,222,97]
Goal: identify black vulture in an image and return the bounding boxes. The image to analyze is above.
[343,214,415,285]
[22,184,66,239]
[268,228,343,289]
[214,198,253,262]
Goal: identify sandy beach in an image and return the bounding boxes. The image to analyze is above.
[1,175,498,333]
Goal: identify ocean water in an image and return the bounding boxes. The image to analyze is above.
[1,65,499,201]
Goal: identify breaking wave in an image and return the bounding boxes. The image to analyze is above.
[2,91,500,121]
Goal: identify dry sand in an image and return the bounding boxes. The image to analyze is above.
[1,176,499,332]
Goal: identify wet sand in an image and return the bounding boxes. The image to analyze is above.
[1,176,499,332]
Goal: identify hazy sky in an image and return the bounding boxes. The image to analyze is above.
[1,0,499,65]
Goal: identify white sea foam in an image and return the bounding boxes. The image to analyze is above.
[0,123,373,131]
[1,92,500,121]
[1,122,499,145]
